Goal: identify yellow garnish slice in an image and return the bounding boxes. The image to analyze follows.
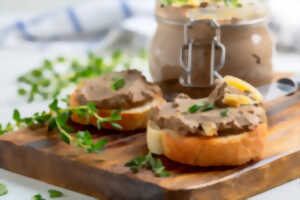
[224,76,263,102]
[223,94,254,107]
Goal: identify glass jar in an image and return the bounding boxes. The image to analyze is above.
[150,0,274,99]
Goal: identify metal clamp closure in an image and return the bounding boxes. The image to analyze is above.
[180,19,226,88]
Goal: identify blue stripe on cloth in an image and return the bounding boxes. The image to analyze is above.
[66,7,83,33]
[119,0,133,18]
[16,21,37,41]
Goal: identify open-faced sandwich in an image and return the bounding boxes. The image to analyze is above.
[70,70,165,131]
[147,76,267,166]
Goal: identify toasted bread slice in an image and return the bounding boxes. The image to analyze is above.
[147,120,268,166]
[70,79,165,131]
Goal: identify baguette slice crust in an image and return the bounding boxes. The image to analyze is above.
[147,120,268,166]
[70,81,165,131]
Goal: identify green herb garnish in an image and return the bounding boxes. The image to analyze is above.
[125,152,170,177]
[220,108,229,117]
[1,99,120,153]
[32,194,46,200]
[74,131,108,153]
[48,189,63,198]
[0,123,13,135]
[0,184,8,196]
[187,101,215,114]
[111,77,125,91]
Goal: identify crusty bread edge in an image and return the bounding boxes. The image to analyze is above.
[70,81,166,131]
[148,120,268,166]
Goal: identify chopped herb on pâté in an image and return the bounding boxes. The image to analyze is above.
[125,152,170,177]
[187,101,215,114]
[220,108,229,117]
[111,77,126,91]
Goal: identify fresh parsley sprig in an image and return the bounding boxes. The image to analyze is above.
[0,123,14,135]
[2,99,122,153]
[125,152,170,177]
[46,99,120,152]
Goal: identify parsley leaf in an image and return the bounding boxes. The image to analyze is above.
[32,194,46,200]
[125,152,170,177]
[48,189,63,198]
[111,77,125,91]
[2,98,120,153]
[220,108,229,117]
[187,101,215,114]
[13,109,21,124]
[74,131,108,153]
[0,123,13,135]
[0,183,8,196]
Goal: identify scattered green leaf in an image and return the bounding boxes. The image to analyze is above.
[18,88,27,95]
[48,189,63,198]
[125,152,170,177]
[74,131,108,153]
[0,183,8,196]
[220,108,229,117]
[32,194,46,200]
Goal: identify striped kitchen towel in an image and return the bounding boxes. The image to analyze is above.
[0,0,155,53]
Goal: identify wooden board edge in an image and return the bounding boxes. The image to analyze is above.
[164,149,300,200]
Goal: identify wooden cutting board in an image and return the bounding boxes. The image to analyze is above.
[0,76,300,200]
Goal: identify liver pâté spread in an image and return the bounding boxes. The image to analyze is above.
[76,70,162,109]
[149,80,265,136]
